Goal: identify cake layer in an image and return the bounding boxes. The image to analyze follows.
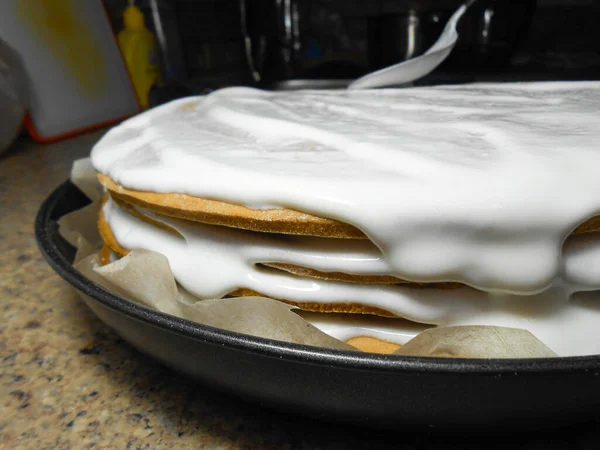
[100,174,365,239]
[298,311,430,354]
[100,173,600,240]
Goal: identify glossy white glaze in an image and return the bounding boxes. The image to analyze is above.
[92,83,600,295]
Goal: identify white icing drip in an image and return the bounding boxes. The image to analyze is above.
[103,197,482,324]
[92,83,600,294]
[136,206,392,276]
[103,197,600,356]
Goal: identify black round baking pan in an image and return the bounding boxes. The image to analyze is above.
[36,181,600,431]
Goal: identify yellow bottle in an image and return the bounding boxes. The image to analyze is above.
[117,0,160,108]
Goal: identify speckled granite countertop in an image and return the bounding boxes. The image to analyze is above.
[1,130,600,449]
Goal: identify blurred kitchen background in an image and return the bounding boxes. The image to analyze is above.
[104,0,600,95]
[1,0,599,151]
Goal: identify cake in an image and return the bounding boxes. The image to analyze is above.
[91,82,600,356]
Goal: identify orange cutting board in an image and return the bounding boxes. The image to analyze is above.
[0,0,139,142]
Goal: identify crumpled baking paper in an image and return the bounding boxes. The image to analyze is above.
[58,158,558,357]
[75,249,355,350]
[395,326,556,358]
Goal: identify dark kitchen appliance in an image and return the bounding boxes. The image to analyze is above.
[108,0,599,100]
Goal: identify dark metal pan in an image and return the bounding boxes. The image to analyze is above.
[36,181,600,431]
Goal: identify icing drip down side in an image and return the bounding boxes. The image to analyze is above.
[103,197,600,356]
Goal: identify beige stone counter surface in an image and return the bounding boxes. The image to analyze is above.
[1,130,599,450]
[0,130,408,450]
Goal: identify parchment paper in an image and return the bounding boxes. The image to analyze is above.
[59,158,558,357]
[395,326,556,358]
[75,249,355,350]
